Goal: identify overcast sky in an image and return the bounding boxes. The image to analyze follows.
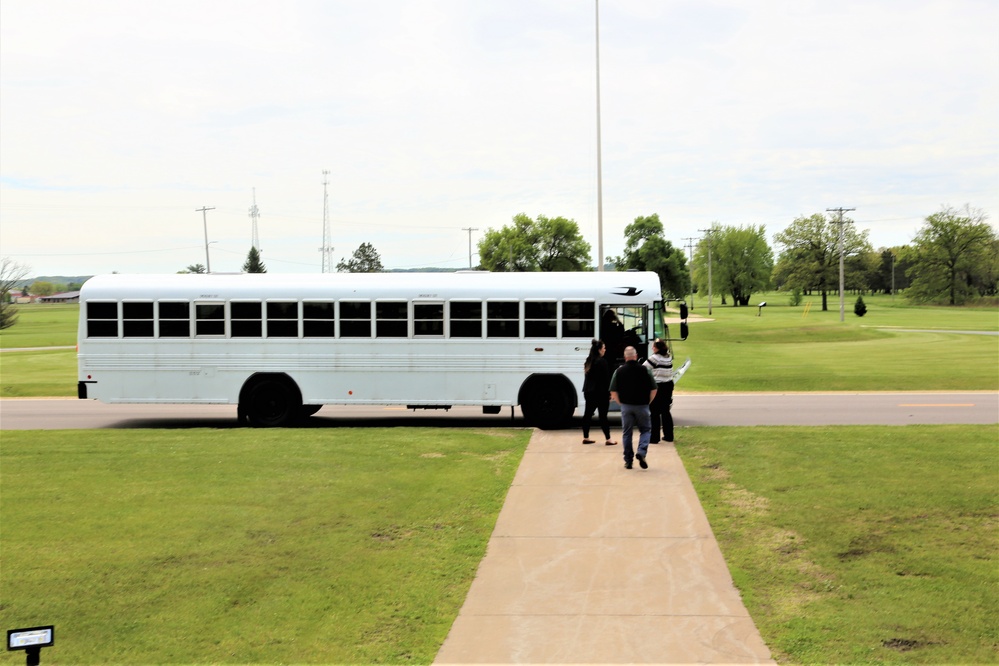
[2,0,997,277]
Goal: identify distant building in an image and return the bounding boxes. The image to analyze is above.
[37,291,81,304]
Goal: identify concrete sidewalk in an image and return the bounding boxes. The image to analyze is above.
[434,430,775,665]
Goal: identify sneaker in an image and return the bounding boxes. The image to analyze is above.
[624,461,633,469]
[636,454,648,469]
[582,439,595,444]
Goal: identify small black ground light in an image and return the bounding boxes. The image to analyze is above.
[7,626,54,666]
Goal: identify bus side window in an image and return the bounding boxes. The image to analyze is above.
[524,301,557,337]
[487,301,519,338]
[448,301,482,338]
[376,301,408,337]
[195,303,225,336]
[340,301,372,338]
[562,301,594,338]
[266,302,299,337]
[414,303,444,337]
[86,301,119,338]
[231,301,263,337]
[158,301,190,337]
[122,301,154,337]
[303,301,334,337]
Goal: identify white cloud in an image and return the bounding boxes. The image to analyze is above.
[1,0,996,276]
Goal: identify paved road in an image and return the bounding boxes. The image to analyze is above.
[2,392,995,429]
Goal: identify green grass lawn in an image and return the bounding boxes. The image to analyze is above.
[674,292,998,391]
[0,303,78,348]
[2,298,997,664]
[1,427,531,664]
[3,427,995,664]
[681,425,998,664]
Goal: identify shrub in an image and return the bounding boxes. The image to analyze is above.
[789,287,803,307]
[854,295,867,317]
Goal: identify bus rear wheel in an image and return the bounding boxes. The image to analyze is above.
[241,375,302,427]
[520,377,575,430]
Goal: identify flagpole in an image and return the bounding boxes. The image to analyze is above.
[595,0,604,271]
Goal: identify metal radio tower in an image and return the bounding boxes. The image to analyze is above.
[249,188,261,251]
[319,170,334,273]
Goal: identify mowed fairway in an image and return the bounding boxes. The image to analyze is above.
[1,296,997,663]
[2,428,531,664]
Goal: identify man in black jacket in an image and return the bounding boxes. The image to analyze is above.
[609,346,658,469]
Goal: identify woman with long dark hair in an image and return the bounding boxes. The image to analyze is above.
[581,338,616,445]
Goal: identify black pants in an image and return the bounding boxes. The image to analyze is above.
[650,381,674,443]
[582,391,611,440]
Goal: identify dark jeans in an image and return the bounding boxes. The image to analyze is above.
[650,381,674,443]
[620,403,651,464]
[582,391,611,440]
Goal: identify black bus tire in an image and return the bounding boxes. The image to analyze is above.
[520,377,575,430]
[241,375,302,427]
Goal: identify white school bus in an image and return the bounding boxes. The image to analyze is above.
[77,271,686,428]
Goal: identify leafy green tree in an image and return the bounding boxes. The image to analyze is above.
[30,281,55,297]
[613,214,690,300]
[905,206,996,305]
[0,257,31,330]
[337,242,384,273]
[861,246,913,296]
[478,214,591,272]
[973,237,999,297]
[242,247,267,273]
[773,213,873,311]
[181,264,206,274]
[692,224,773,306]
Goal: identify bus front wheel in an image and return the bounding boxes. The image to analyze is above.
[520,378,575,430]
[241,375,302,427]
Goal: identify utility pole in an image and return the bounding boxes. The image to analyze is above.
[682,236,698,310]
[594,0,604,271]
[698,228,715,315]
[249,188,261,251]
[827,207,855,322]
[891,251,895,303]
[319,170,333,273]
[462,227,478,269]
[196,206,215,273]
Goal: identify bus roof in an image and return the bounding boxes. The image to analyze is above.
[80,271,663,303]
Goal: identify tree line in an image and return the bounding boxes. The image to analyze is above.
[2,205,993,331]
[472,205,996,310]
[170,204,994,311]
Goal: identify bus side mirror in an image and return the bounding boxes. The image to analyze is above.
[679,302,688,320]
[680,322,689,340]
